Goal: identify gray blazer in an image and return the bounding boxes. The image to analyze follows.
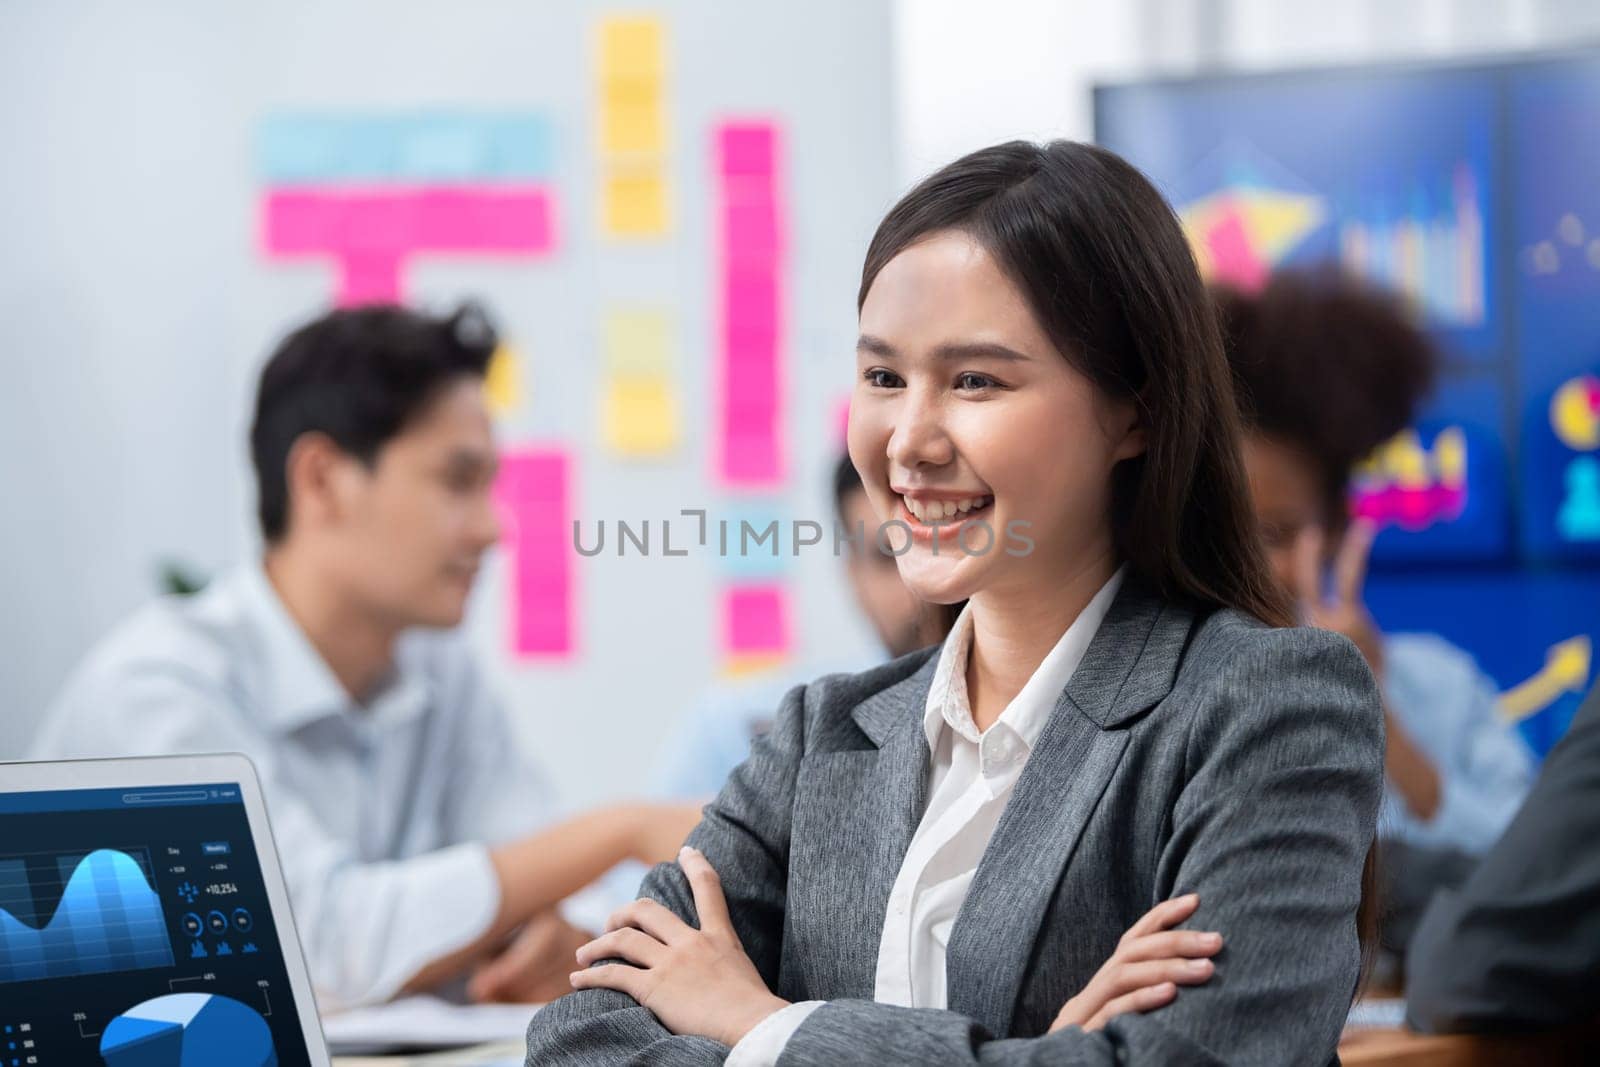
[527,578,1383,1065]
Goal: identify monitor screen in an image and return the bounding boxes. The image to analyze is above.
[0,783,314,1066]
[1095,52,1600,755]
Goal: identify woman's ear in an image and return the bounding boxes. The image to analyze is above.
[1111,402,1147,463]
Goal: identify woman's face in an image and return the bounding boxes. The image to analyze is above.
[848,230,1144,606]
[1241,430,1334,596]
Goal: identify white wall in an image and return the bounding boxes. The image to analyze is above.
[6,0,1600,796]
[890,0,1600,192]
[890,0,1143,184]
[0,1,896,810]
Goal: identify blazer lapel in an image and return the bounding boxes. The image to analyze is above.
[797,653,938,997]
[944,578,1195,1037]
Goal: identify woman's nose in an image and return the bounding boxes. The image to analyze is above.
[886,390,955,471]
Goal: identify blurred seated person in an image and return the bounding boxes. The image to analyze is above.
[1215,272,1533,859]
[652,453,944,798]
[1405,681,1600,1032]
[30,304,699,1008]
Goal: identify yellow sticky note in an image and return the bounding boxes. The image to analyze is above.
[599,16,665,82]
[604,309,671,376]
[485,343,522,416]
[603,169,669,237]
[721,652,789,679]
[603,375,679,456]
[602,81,665,156]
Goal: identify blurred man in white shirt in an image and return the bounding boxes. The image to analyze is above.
[31,304,698,1008]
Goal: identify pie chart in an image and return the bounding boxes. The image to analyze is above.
[1551,374,1600,451]
[99,992,276,1067]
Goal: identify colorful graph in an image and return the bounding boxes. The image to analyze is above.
[1551,374,1600,451]
[1337,164,1486,327]
[1178,182,1325,291]
[100,992,276,1067]
[0,848,172,983]
[1498,635,1592,724]
[1350,427,1468,531]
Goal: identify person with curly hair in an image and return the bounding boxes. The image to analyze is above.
[1216,271,1534,864]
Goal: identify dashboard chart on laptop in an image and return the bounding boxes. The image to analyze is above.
[0,785,312,1067]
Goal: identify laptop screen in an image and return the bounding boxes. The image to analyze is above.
[0,782,314,1066]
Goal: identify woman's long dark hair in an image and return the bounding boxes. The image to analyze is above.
[860,140,1290,630]
[860,140,1377,987]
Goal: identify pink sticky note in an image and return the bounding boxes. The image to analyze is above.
[722,583,789,655]
[1203,202,1267,292]
[720,427,783,484]
[723,270,778,328]
[494,448,574,657]
[713,119,785,489]
[717,123,777,177]
[724,357,778,411]
[413,186,555,252]
[263,185,558,305]
[337,251,404,306]
[721,193,780,263]
[262,190,340,253]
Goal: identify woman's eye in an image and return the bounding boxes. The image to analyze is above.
[955,372,997,391]
[863,368,903,388]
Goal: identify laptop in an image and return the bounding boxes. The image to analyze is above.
[0,754,331,1066]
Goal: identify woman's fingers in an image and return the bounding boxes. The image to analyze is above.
[1118,929,1223,963]
[1332,518,1376,609]
[574,926,669,969]
[678,846,733,937]
[1121,893,1199,942]
[604,896,690,945]
[1292,525,1325,618]
[568,962,647,999]
[1090,957,1214,1002]
[1084,982,1178,1032]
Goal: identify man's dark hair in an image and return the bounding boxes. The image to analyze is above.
[249,304,497,543]
[1214,268,1438,525]
[832,452,865,524]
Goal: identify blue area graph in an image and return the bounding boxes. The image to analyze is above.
[0,848,174,982]
[100,992,277,1067]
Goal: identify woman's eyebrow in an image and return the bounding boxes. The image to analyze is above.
[930,341,1030,362]
[856,334,1030,363]
[856,334,896,358]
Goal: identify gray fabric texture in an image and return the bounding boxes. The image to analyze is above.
[526,577,1383,1065]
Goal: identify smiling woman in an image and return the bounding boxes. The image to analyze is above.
[527,141,1385,1067]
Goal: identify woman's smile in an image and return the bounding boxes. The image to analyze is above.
[893,488,996,544]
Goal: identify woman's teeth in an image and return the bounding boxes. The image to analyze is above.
[902,495,992,523]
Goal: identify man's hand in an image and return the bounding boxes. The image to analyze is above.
[629,802,707,866]
[467,913,593,1004]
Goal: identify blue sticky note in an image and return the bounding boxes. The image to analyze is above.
[259,114,554,182]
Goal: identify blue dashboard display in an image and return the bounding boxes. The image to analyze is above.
[1097,52,1600,754]
[0,785,312,1066]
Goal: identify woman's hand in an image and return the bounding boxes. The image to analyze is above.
[570,846,789,1047]
[1293,521,1385,680]
[1293,521,1442,818]
[1048,893,1222,1033]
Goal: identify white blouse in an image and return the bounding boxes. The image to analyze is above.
[729,566,1126,1064]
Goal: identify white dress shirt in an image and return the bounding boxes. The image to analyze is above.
[28,562,558,1008]
[729,567,1126,1065]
